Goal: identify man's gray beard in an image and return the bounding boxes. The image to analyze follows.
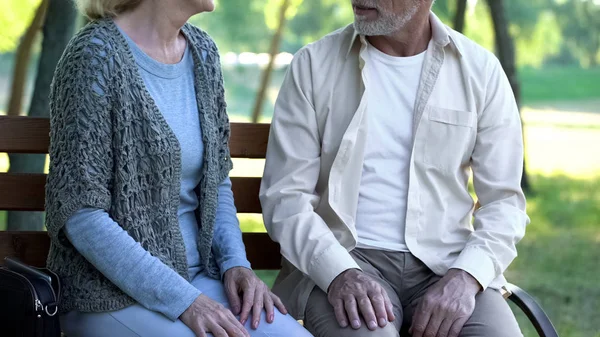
[353,3,419,36]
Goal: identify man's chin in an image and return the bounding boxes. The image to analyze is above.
[354,21,380,36]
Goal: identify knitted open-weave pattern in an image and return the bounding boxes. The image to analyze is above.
[45,18,233,313]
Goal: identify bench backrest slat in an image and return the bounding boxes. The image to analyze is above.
[0,117,50,154]
[0,174,262,213]
[0,116,276,268]
[0,117,270,158]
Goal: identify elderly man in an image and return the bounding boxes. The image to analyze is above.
[260,0,530,336]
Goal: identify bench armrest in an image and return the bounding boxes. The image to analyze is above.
[503,283,559,337]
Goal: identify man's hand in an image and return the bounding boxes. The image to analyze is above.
[410,269,482,337]
[223,267,287,330]
[327,269,395,331]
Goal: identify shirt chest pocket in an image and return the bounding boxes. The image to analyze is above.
[422,106,476,172]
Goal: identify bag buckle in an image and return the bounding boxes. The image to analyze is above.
[45,303,58,317]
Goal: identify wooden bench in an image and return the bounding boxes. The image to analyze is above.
[0,115,558,337]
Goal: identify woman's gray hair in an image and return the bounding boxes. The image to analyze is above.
[75,0,141,20]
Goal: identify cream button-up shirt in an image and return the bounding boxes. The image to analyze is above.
[260,12,530,319]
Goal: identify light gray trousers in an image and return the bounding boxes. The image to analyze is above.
[61,272,313,337]
[304,249,523,337]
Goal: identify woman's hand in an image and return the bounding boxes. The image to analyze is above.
[180,294,250,337]
[223,267,288,329]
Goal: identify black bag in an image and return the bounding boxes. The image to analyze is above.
[0,257,61,337]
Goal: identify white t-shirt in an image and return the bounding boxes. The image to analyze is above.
[355,42,426,252]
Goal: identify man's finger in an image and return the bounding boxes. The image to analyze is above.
[344,296,362,329]
[422,313,444,337]
[239,284,256,325]
[271,293,287,315]
[438,317,454,337]
[369,291,388,327]
[333,299,349,328]
[409,303,431,337]
[225,279,242,315]
[448,316,469,337]
[264,293,275,323]
[357,295,378,330]
[382,291,396,322]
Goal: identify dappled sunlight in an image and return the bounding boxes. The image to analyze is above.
[524,106,600,178]
[231,158,265,177]
[0,152,7,172]
[238,214,266,232]
[0,153,49,173]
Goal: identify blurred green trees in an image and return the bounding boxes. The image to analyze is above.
[189,0,598,68]
[0,0,42,52]
[2,0,597,68]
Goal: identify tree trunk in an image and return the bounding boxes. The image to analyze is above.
[250,0,291,123]
[6,0,49,117]
[7,0,78,231]
[486,0,531,193]
[453,0,468,33]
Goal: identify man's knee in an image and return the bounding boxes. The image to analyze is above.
[459,289,523,337]
[304,287,401,337]
[306,322,399,337]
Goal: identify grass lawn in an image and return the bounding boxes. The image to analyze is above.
[520,66,600,104]
[1,103,599,336]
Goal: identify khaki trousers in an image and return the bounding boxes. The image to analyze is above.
[304,249,522,337]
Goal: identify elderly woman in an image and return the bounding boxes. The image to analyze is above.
[44,1,312,336]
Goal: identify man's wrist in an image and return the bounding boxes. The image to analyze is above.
[327,268,361,293]
[449,268,482,293]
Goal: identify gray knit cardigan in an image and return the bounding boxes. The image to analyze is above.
[45,19,233,313]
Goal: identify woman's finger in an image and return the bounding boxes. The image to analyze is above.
[227,313,251,337]
[193,323,208,337]
[251,286,265,329]
[264,292,275,323]
[222,314,250,337]
[206,322,228,337]
[239,282,256,325]
[224,278,242,315]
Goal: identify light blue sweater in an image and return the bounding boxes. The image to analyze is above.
[64,29,251,321]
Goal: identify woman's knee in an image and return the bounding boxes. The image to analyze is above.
[249,310,313,337]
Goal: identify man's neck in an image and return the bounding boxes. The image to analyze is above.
[366,12,432,57]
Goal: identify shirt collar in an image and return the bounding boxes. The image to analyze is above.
[345,11,463,59]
